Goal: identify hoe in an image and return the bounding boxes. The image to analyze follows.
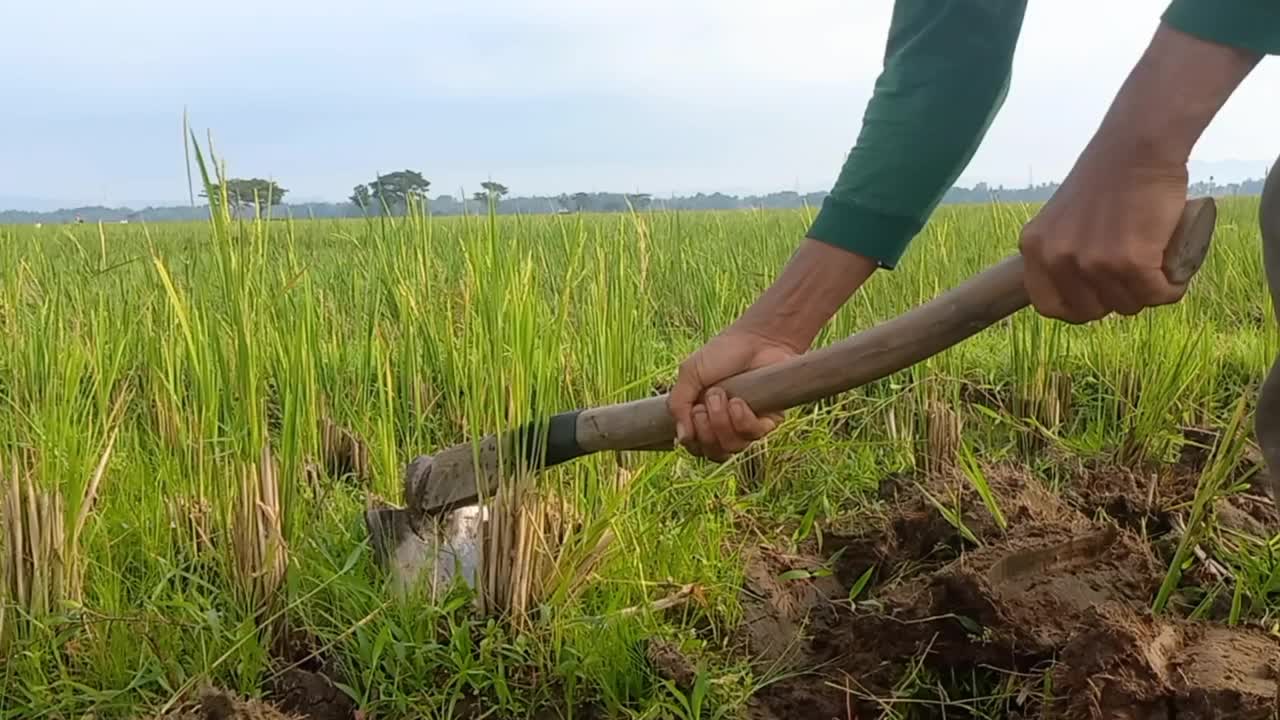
[366,197,1221,596]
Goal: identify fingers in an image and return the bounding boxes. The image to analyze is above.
[667,356,704,450]
[689,405,725,462]
[1016,170,1191,324]
[1023,257,1105,324]
[687,389,780,463]
[730,398,780,440]
[1019,223,1185,324]
[706,389,744,456]
[1119,265,1186,308]
[1023,244,1182,323]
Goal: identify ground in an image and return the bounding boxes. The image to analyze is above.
[3,194,1280,718]
[717,461,1280,719]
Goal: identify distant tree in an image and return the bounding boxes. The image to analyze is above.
[571,192,591,211]
[625,193,652,210]
[203,178,287,216]
[357,170,430,214]
[349,184,371,209]
[472,191,489,204]
[480,181,509,200]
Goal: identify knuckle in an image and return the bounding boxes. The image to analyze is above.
[674,368,694,388]
[1072,307,1104,324]
[677,355,703,380]
[1026,287,1059,318]
[1032,296,1068,321]
[1155,284,1186,306]
[1040,245,1078,271]
[1018,224,1045,253]
[1078,252,1123,276]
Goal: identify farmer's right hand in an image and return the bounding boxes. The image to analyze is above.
[667,328,797,462]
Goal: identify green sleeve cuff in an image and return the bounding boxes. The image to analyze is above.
[1162,0,1280,55]
[806,195,923,270]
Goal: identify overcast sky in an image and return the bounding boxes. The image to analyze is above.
[3,0,1278,209]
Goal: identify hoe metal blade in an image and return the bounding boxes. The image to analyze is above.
[363,454,484,597]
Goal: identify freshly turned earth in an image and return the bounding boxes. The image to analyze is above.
[731,466,1280,720]
[160,669,356,720]
[161,464,1280,719]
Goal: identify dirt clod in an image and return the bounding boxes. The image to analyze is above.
[157,686,297,720]
[734,545,843,670]
[156,665,355,720]
[197,691,239,720]
[742,466,1280,720]
[646,638,698,690]
[267,669,356,720]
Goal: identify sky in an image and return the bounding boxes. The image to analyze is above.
[3,0,1279,210]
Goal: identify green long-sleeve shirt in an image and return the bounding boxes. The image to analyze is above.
[808,0,1280,269]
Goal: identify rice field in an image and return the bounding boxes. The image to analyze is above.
[1,152,1278,719]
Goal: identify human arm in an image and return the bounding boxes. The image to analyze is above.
[667,240,876,461]
[1019,16,1268,323]
[671,0,1280,461]
[669,0,1030,460]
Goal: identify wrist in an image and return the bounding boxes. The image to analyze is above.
[732,238,877,352]
[1088,22,1259,168]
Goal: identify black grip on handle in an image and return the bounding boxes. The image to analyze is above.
[510,410,588,470]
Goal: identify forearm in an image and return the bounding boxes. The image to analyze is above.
[735,0,1028,350]
[733,239,877,352]
[1084,22,1261,168]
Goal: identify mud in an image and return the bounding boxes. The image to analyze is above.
[156,670,356,720]
[266,669,356,720]
[647,637,699,690]
[736,466,1280,720]
[159,687,297,720]
[157,627,358,720]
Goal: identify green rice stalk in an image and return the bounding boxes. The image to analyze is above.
[1153,394,1250,613]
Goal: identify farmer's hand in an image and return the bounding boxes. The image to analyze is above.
[668,239,878,462]
[1018,157,1190,323]
[1020,21,1259,324]
[668,329,796,462]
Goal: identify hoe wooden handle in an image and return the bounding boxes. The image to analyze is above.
[409,198,1216,517]
[573,196,1217,453]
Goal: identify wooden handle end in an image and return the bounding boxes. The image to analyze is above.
[1163,197,1217,286]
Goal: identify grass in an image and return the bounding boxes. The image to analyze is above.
[0,144,1278,718]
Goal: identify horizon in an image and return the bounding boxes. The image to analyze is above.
[2,164,1273,217]
[4,0,1279,212]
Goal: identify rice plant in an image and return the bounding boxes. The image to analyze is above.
[0,162,1274,717]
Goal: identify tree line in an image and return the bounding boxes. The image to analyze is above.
[3,172,1268,225]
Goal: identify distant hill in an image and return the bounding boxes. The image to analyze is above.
[1,177,1266,226]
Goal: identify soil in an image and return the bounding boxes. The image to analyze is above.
[159,686,297,720]
[647,637,700,690]
[156,627,359,720]
[156,669,357,720]
[728,465,1280,720]
[266,669,357,720]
